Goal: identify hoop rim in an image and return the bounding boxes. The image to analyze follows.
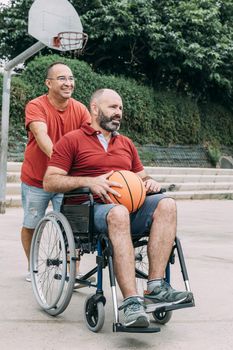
[53,31,88,52]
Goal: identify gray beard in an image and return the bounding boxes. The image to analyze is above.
[97,113,121,132]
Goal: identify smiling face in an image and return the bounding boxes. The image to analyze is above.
[45,63,75,102]
[91,89,123,134]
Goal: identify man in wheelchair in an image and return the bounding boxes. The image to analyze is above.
[43,88,193,328]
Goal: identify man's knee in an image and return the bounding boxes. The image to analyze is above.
[154,197,177,218]
[107,205,129,225]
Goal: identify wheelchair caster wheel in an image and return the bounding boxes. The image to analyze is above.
[84,294,105,332]
[152,310,172,324]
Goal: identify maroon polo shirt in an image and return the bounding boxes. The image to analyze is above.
[48,123,144,203]
[49,123,144,176]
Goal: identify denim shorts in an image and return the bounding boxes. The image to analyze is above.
[94,193,168,236]
[21,182,63,229]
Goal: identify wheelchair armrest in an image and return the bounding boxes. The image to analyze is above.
[64,187,92,198]
[64,187,166,198]
[146,188,166,196]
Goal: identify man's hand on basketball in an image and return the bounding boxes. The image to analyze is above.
[88,171,122,203]
[144,178,161,194]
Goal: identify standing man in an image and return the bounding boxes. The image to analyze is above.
[21,62,91,282]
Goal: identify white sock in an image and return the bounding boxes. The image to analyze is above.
[147,278,163,292]
[124,295,142,302]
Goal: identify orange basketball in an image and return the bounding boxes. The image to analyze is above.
[108,170,146,213]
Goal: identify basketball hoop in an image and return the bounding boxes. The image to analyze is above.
[53,31,88,54]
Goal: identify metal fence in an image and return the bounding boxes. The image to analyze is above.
[138,145,212,168]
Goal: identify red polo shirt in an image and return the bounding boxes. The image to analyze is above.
[21,95,91,188]
[49,123,144,177]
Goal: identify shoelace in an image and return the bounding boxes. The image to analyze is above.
[127,302,142,312]
[118,297,144,311]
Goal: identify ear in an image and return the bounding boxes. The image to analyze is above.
[45,79,51,90]
[90,101,99,116]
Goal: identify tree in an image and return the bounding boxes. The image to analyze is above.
[77,0,233,102]
[0,0,34,61]
[0,0,233,104]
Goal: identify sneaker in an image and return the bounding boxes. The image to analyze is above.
[119,296,150,328]
[144,280,193,313]
[73,273,96,290]
[26,271,31,282]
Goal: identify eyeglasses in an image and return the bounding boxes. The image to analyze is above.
[47,76,75,82]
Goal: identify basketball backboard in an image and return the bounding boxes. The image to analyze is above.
[28,0,87,51]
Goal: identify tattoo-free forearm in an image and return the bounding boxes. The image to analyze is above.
[43,173,94,193]
[35,132,53,158]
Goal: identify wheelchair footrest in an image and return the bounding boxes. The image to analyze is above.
[163,299,195,312]
[113,323,160,333]
[146,299,195,314]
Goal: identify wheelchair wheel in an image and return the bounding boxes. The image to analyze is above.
[152,310,172,324]
[84,294,105,332]
[134,237,148,295]
[30,211,76,316]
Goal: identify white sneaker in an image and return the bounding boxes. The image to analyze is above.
[26,271,31,282]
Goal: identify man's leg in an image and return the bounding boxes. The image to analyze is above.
[107,205,137,298]
[21,183,50,276]
[21,227,34,270]
[144,197,193,309]
[106,205,150,327]
[147,198,176,280]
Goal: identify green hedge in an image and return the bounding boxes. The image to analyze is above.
[0,75,32,126]
[199,102,233,146]
[21,55,204,145]
[1,54,233,148]
[0,74,32,146]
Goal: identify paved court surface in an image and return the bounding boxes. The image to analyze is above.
[0,200,233,350]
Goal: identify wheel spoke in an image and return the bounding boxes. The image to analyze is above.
[30,212,76,315]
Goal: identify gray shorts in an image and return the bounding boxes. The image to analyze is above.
[21,182,63,229]
[94,193,168,236]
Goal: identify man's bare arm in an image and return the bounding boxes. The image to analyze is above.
[29,122,53,158]
[136,170,161,193]
[43,166,123,203]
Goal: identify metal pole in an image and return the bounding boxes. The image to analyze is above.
[0,41,45,213]
[0,70,12,213]
[4,41,45,71]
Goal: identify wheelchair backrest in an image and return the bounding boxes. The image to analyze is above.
[61,203,90,235]
[60,188,95,245]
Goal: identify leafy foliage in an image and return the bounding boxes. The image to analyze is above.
[0,73,32,153]
[2,54,233,149]
[199,102,233,145]
[76,0,233,103]
[0,0,34,61]
[19,55,202,145]
[1,0,233,106]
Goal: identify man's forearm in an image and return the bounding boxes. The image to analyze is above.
[35,133,53,158]
[43,174,93,193]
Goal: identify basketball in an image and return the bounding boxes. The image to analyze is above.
[108,170,146,213]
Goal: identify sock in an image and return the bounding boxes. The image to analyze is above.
[124,295,142,302]
[147,278,163,292]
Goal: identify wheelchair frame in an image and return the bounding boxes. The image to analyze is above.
[30,188,194,333]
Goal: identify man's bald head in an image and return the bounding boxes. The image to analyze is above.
[90,89,123,133]
[90,89,122,108]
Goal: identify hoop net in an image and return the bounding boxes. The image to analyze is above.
[53,31,88,54]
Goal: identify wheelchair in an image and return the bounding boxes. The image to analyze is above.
[30,188,195,333]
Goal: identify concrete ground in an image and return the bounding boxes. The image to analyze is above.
[0,200,233,350]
